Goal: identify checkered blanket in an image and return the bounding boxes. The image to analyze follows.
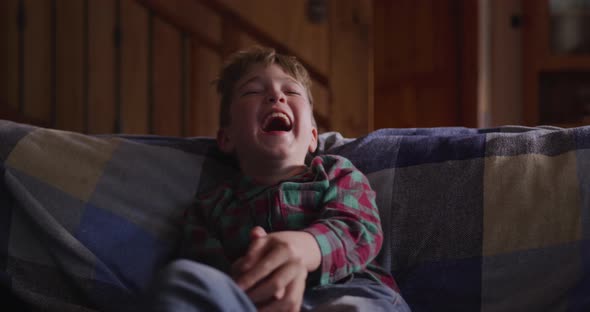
[1,119,589,311]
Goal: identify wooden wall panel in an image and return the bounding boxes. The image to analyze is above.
[152,17,183,136]
[55,0,85,132]
[374,0,461,129]
[219,0,329,76]
[522,0,547,126]
[23,0,52,124]
[1,0,379,137]
[460,0,478,128]
[120,0,149,134]
[330,0,371,137]
[240,33,260,50]
[190,44,221,137]
[416,86,456,125]
[139,0,222,52]
[311,82,330,133]
[221,18,241,57]
[88,0,116,134]
[414,1,436,72]
[0,0,20,111]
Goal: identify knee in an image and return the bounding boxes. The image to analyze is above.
[162,259,218,276]
[159,259,231,287]
[146,259,256,312]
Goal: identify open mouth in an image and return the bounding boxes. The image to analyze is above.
[262,112,292,132]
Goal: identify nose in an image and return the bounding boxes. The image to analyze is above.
[266,89,285,104]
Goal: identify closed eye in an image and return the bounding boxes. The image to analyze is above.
[242,90,262,96]
[284,82,303,95]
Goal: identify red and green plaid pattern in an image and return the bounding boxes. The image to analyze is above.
[181,154,397,290]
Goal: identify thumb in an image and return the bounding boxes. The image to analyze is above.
[250,226,267,239]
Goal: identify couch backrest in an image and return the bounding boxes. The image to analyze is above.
[0,121,222,311]
[323,127,590,311]
[1,120,589,311]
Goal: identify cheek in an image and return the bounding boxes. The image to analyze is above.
[293,101,312,119]
[301,110,315,128]
[231,102,257,121]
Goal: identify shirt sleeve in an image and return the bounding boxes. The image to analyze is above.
[179,189,232,274]
[303,155,384,286]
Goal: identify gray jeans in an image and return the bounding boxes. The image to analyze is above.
[145,259,411,312]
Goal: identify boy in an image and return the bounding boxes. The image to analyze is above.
[147,47,410,312]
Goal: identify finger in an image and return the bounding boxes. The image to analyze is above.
[233,236,268,275]
[258,272,306,312]
[236,244,292,290]
[241,228,269,266]
[246,260,301,303]
[231,257,245,278]
[250,226,267,239]
[247,279,286,306]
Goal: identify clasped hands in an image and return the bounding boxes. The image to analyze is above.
[231,226,321,312]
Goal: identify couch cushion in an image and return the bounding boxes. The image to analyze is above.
[1,120,589,312]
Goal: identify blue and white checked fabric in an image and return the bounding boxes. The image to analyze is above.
[1,120,589,311]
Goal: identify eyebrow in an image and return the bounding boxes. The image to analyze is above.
[236,75,301,91]
[236,76,261,91]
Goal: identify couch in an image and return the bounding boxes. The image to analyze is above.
[1,119,589,311]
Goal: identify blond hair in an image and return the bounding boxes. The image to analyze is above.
[215,46,315,128]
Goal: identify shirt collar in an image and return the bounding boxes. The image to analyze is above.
[235,167,315,201]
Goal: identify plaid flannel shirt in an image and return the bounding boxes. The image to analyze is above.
[181,154,397,289]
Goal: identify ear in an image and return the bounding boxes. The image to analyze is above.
[217,128,235,153]
[308,127,318,154]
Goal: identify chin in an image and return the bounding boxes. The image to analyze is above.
[262,148,290,160]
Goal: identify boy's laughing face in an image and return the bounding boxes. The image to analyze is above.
[218,63,317,167]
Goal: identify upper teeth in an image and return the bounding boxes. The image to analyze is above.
[263,112,291,129]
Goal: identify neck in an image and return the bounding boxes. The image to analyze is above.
[239,157,307,185]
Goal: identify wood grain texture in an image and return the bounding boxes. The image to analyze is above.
[218,0,329,76]
[55,0,85,132]
[0,0,20,111]
[330,0,371,137]
[222,18,241,57]
[23,0,53,124]
[190,43,220,137]
[522,0,546,126]
[120,0,149,134]
[240,32,260,50]
[138,0,221,53]
[374,0,461,128]
[7,0,386,136]
[152,17,182,136]
[310,82,330,133]
[460,0,478,128]
[88,0,116,134]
